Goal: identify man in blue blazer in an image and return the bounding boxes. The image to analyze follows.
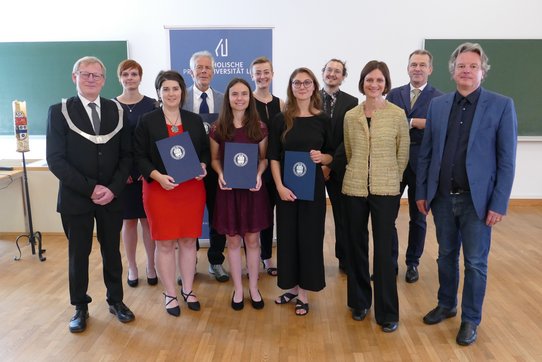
[387,50,443,283]
[416,43,517,346]
[182,51,228,282]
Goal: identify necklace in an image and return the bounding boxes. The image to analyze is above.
[164,112,181,133]
[118,94,143,112]
[126,103,137,113]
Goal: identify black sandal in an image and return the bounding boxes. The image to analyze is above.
[181,289,201,311]
[275,292,298,305]
[262,260,278,276]
[295,299,309,316]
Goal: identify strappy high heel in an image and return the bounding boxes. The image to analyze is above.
[181,289,201,311]
[163,293,180,317]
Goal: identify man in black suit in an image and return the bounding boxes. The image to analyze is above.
[320,59,358,273]
[46,56,135,333]
[386,50,443,283]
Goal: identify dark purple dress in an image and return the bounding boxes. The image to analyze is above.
[210,122,272,236]
[116,96,156,219]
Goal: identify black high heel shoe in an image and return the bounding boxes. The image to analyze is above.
[127,278,139,288]
[181,289,201,311]
[147,268,158,286]
[163,293,180,317]
[249,290,264,310]
[231,291,244,311]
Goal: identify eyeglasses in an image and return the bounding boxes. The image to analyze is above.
[78,71,104,80]
[292,79,313,89]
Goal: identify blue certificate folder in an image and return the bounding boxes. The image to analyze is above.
[223,142,258,189]
[283,151,316,201]
[155,132,202,184]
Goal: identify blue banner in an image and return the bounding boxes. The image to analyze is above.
[169,28,273,93]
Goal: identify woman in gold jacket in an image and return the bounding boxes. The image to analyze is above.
[342,60,409,333]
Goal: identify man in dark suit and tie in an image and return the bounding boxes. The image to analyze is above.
[46,56,135,333]
[416,43,517,346]
[320,59,358,273]
[387,50,443,283]
[182,50,229,282]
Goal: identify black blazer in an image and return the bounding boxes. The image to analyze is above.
[134,108,210,182]
[326,90,358,178]
[46,96,132,214]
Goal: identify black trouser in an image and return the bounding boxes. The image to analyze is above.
[325,174,347,264]
[61,207,124,308]
[344,194,399,324]
[204,168,226,265]
[276,172,326,292]
[260,174,276,261]
[391,163,427,268]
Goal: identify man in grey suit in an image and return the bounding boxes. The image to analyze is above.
[182,51,229,282]
[416,43,517,346]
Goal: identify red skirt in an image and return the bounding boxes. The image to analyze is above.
[142,178,205,240]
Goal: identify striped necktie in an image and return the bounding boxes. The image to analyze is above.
[410,88,421,108]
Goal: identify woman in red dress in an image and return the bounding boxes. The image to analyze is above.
[134,70,209,317]
[210,78,271,310]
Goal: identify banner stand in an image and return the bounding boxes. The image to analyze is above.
[14,151,46,262]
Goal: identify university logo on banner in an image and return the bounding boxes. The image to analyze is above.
[169,28,273,93]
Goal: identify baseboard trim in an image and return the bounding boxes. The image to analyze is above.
[398,198,542,206]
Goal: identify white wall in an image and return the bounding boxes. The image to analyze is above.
[1,0,541,198]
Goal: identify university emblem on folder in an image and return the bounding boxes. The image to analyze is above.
[170,145,186,160]
[233,152,249,167]
[293,162,307,177]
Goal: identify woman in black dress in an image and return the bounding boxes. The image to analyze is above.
[250,56,284,276]
[115,59,157,287]
[268,67,333,316]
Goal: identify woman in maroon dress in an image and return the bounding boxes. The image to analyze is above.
[134,71,209,317]
[210,78,271,310]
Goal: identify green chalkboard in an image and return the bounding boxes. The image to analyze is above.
[425,39,542,136]
[0,41,128,135]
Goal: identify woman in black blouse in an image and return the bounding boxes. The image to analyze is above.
[267,67,333,316]
[250,56,284,276]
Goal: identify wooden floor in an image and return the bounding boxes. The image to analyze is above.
[1,204,542,361]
